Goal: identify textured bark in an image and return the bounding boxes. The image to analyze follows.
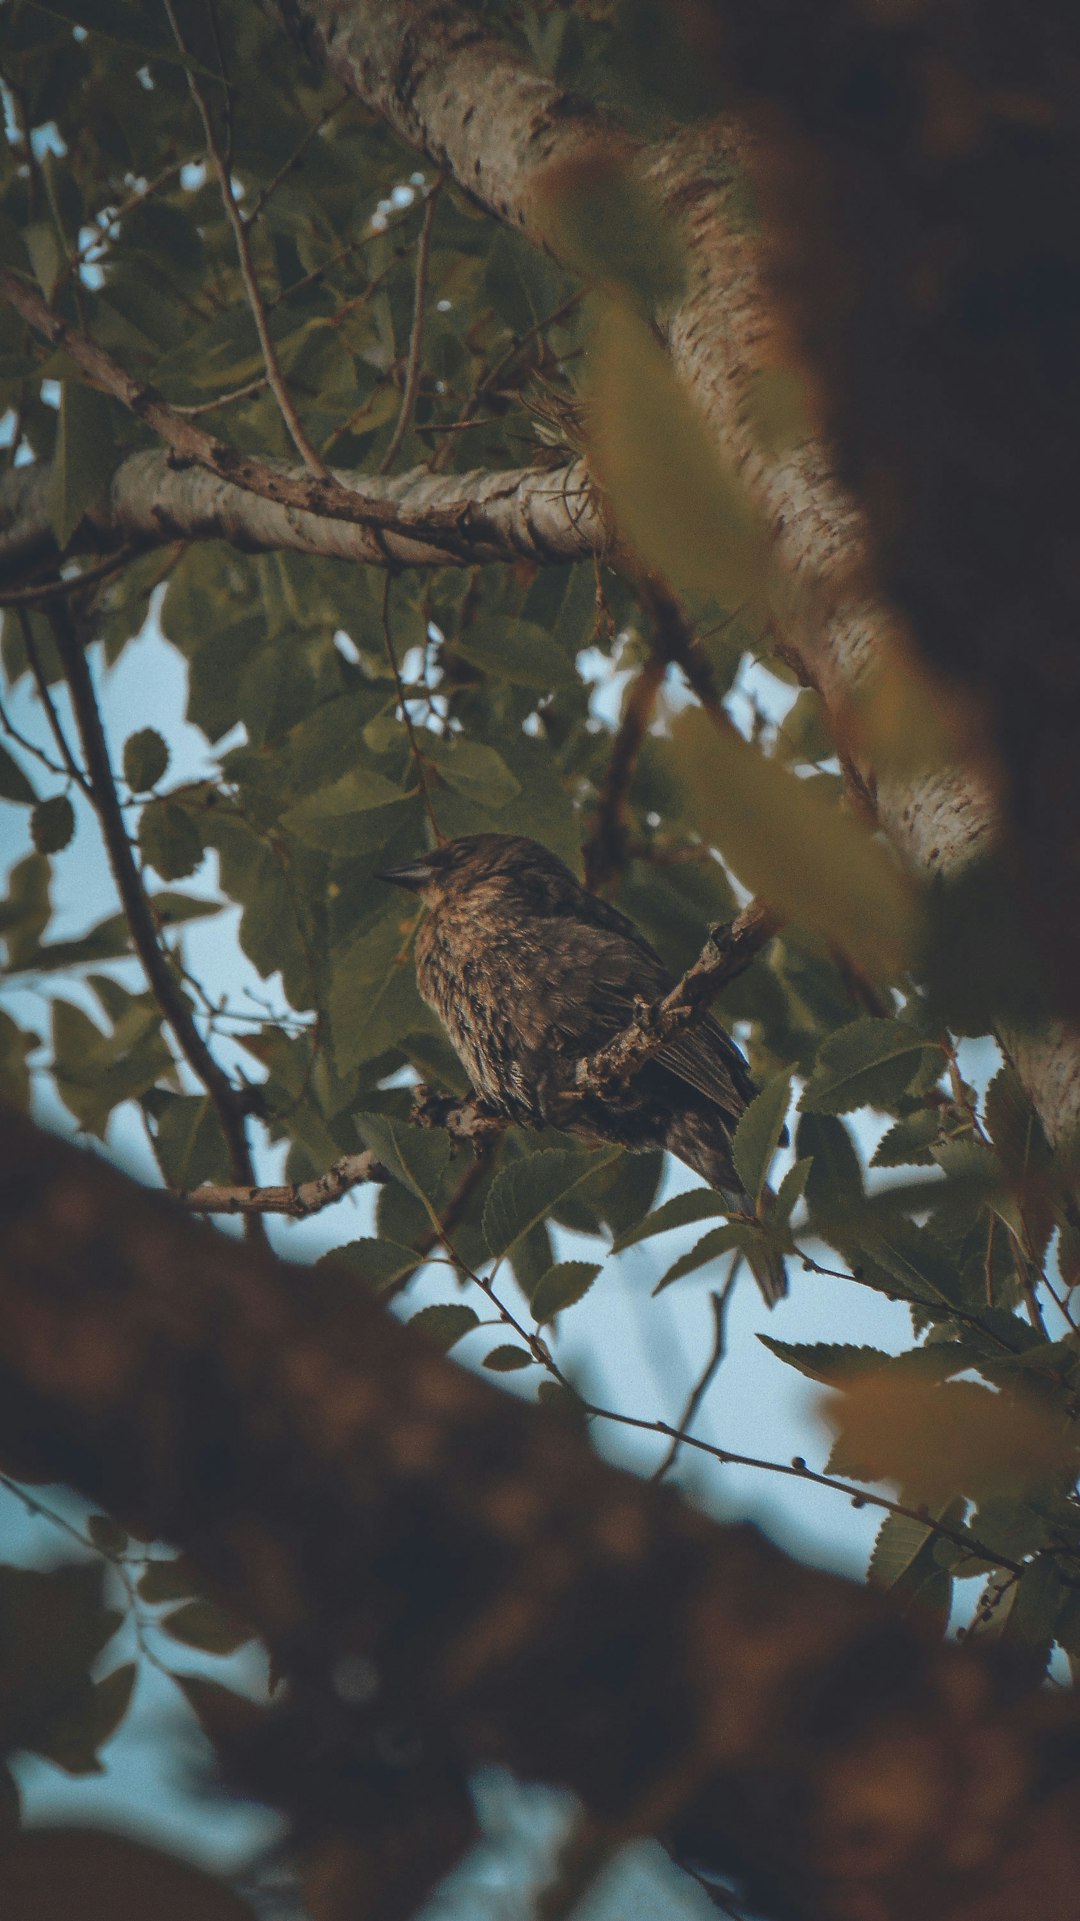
[0,450,599,583]
[3,1109,1080,1921]
[276,0,1080,1152]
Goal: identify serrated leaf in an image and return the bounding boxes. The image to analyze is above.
[327,1237,423,1291]
[48,380,117,549]
[139,800,203,882]
[611,1186,728,1253]
[802,1019,938,1115]
[795,1112,863,1219]
[30,794,75,856]
[449,619,576,690]
[825,1376,1077,1503]
[281,764,406,846]
[355,1113,450,1227]
[483,1147,619,1259]
[483,1344,535,1371]
[530,1260,600,1324]
[984,1063,1052,1181]
[673,707,917,980]
[409,1303,481,1350]
[123,727,169,792]
[868,1511,937,1590]
[732,1073,791,1204]
[758,1336,894,1386]
[769,1156,813,1229]
[653,1220,760,1293]
[871,1110,942,1168]
[0,741,36,805]
[161,1600,253,1656]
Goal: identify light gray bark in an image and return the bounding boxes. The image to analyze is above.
[0,449,599,581]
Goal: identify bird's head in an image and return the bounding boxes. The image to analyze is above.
[377,832,573,907]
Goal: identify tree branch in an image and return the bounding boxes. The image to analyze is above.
[378,179,441,475]
[0,447,601,583]
[0,269,596,561]
[164,0,329,477]
[3,1107,1080,1921]
[46,604,263,1221]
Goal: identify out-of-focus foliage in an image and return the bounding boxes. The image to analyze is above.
[2,0,1080,1913]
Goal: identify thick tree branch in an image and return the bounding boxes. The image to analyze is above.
[3,1109,1080,1921]
[0,269,596,562]
[0,447,600,582]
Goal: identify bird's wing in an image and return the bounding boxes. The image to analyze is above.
[548,916,756,1119]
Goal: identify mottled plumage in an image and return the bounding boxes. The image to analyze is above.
[379,833,785,1304]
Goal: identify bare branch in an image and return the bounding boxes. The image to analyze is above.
[46,602,263,1225]
[164,0,329,477]
[0,268,585,560]
[378,179,441,475]
[184,1148,389,1217]
[0,442,601,583]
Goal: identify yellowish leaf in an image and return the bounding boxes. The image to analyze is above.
[826,1375,1075,1504]
[588,303,769,606]
[672,706,918,978]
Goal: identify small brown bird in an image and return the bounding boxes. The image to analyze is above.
[379,832,785,1304]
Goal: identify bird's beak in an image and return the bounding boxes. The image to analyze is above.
[375,858,437,892]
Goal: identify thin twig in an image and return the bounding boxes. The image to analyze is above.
[184,1149,390,1217]
[244,91,350,228]
[0,551,135,609]
[164,0,329,478]
[53,158,191,296]
[382,572,444,844]
[45,601,264,1232]
[652,1268,739,1483]
[378,180,441,475]
[17,608,91,795]
[172,376,267,417]
[0,682,71,787]
[583,649,666,892]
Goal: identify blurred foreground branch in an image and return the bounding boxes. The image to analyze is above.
[2,1110,1080,1921]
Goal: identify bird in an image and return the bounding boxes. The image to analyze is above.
[378,832,786,1304]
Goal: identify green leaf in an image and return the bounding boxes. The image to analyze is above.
[123,727,170,792]
[590,304,768,606]
[0,1009,36,1110]
[327,1237,423,1291]
[160,1600,253,1656]
[758,1336,894,1386]
[483,1344,536,1371]
[428,737,520,809]
[802,1019,939,1115]
[530,1260,601,1324]
[145,1093,229,1191]
[673,707,918,981]
[871,1109,942,1168]
[409,1303,480,1351]
[985,1064,1052,1181]
[281,764,406,846]
[354,1113,450,1226]
[653,1221,760,1293]
[769,1156,813,1229]
[868,1511,936,1590]
[30,795,75,856]
[48,381,117,550]
[732,1073,791,1204]
[448,619,576,690]
[795,1112,863,1220]
[139,800,203,881]
[0,742,36,805]
[610,1187,728,1253]
[483,1147,619,1259]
